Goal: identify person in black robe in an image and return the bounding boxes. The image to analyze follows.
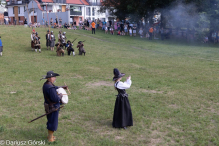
[41,71,68,142]
[112,68,133,129]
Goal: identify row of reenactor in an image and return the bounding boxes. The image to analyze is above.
[31,30,86,56]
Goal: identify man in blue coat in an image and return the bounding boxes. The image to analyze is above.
[42,71,67,142]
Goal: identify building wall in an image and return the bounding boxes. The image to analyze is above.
[18,6,25,16]
[43,11,69,25]
[14,6,18,21]
[8,7,14,17]
[18,16,25,24]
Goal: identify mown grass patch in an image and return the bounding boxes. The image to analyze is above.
[0,25,219,145]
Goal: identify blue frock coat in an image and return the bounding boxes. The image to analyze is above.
[43,81,61,131]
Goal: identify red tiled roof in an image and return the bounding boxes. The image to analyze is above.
[81,0,89,5]
[41,0,53,3]
[66,0,89,5]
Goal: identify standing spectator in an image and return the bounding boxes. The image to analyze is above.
[0,36,3,56]
[97,18,100,29]
[50,18,53,26]
[139,28,143,38]
[42,17,45,27]
[109,19,112,27]
[55,17,58,25]
[102,20,106,30]
[114,21,117,31]
[4,18,6,25]
[99,20,102,30]
[91,21,96,34]
[120,22,124,35]
[59,18,62,26]
[132,24,137,37]
[124,23,128,35]
[117,22,120,31]
[149,27,154,40]
[106,21,110,31]
[129,27,132,36]
[212,31,217,43]
[79,19,82,29]
[14,18,17,26]
[87,19,89,28]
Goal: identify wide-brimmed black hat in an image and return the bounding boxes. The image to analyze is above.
[113,68,125,81]
[40,71,60,80]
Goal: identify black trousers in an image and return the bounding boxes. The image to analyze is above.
[149,32,153,40]
[92,28,95,34]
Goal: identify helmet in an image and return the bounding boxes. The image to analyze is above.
[47,30,49,32]
[63,32,66,35]
[51,31,53,33]
[36,32,38,35]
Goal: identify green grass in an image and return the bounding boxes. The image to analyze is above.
[0,25,219,145]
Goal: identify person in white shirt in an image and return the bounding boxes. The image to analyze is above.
[112,68,133,129]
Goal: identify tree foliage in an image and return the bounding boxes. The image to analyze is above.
[100,0,219,31]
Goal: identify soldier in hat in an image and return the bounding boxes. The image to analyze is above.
[46,30,51,50]
[77,41,86,56]
[66,40,75,56]
[0,36,3,56]
[41,71,68,142]
[112,68,133,129]
[50,31,55,51]
[34,32,41,53]
[55,43,65,56]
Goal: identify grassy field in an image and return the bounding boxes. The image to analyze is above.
[0,25,219,146]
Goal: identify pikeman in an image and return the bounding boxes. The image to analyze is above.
[66,40,75,56]
[50,31,55,51]
[46,30,51,50]
[55,42,64,56]
[31,29,36,51]
[41,71,68,142]
[58,30,62,43]
[34,32,41,53]
[77,41,86,56]
[61,32,67,49]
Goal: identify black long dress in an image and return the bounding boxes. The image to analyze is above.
[112,82,133,128]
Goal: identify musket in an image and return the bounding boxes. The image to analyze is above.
[28,106,64,123]
[72,38,77,43]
